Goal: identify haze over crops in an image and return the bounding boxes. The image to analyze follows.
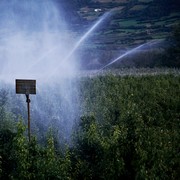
[0,0,179,179]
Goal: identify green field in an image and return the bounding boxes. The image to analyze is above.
[77,0,180,51]
[0,73,179,179]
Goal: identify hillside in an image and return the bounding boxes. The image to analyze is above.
[60,0,180,69]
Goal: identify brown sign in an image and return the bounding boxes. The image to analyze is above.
[16,79,36,94]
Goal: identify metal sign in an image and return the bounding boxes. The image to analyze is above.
[16,79,36,95]
[15,79,36,141]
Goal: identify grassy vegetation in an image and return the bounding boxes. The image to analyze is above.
[0,72,179,179]
[138,0,153,2]
[130,5,148,11]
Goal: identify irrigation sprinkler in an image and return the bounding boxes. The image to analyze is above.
[15,79,36,141]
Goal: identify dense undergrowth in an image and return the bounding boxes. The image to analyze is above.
[0,74,179,179]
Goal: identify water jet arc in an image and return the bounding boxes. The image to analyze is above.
[49,11,111,78]
[98,39,163,71]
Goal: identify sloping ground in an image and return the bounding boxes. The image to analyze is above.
[78,0,180,48]
[75,0,180,69]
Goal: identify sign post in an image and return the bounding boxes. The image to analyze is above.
[15,79,36,141]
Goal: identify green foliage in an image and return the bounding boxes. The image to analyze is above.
[0,129,16,179]
[11,120,30,179]
[8,121,71,179]
[0,89,16,131]
[156,24,180,67]
[75,74,180,179]
[0,89,17,179]
[0,155,2,178]
[0,73,179,179]
[36,132,71,180]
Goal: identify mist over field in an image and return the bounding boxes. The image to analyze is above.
[0,0,179,179]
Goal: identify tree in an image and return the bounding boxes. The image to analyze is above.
[72,115,126,179]
[162,24,180,67]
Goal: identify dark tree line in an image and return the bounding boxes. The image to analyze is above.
[159,24,180,67]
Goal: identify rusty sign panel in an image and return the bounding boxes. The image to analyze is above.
[16,79,36,94]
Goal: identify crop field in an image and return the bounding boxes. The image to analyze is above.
[78,68,180,77]
[130,5,148,11]
[0,0,179,179]
[0,70,179,179]
[138,0,153,2]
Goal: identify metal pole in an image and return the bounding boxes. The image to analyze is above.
[26,94,31,141]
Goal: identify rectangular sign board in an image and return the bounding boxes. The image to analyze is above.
[16,79,36,95]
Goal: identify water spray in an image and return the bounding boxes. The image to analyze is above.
[62,12,111,62]
[48,11,112,78]
[98,39,163,71]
